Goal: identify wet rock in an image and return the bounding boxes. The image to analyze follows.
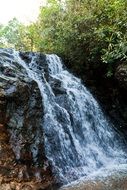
[49,77,67,96]
[0,49,54,189]
[60,171,127,190]
[115,63,127,89]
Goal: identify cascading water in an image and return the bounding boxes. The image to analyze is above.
[4,49,127,184]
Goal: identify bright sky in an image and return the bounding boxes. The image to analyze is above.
[0,0,46,25]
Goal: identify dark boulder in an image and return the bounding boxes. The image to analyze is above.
[0,49,54,190]
[115,63,127,89]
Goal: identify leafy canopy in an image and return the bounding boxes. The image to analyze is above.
[0,0,127,76]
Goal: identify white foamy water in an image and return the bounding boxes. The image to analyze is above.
[3,49,126,184]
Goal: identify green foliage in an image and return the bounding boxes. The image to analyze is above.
[35,0,127,75]
[0,18,37,51]
[0,18,24,49]
[0,0,127,76]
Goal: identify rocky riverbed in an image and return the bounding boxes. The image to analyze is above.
[60,165,127,190]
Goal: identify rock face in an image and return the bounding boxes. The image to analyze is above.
[0,49,54,189]
[79,61,127,134]
[115,63,127,89]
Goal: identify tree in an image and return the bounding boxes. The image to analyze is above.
[35,0,127,75]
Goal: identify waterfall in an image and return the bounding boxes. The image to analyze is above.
[9,50,127,183]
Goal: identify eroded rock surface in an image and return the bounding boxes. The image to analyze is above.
[0,49,54,189]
